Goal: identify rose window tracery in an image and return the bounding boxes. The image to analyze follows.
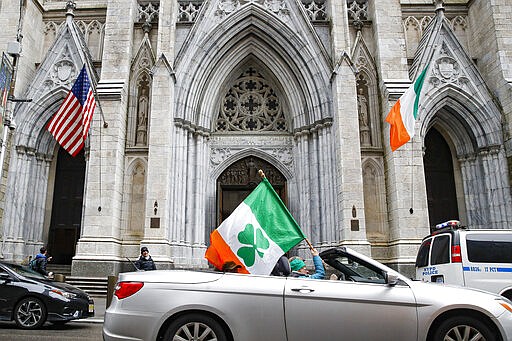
[215,67,288,132]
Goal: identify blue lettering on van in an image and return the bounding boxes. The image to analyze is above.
[463,266,482,272]
[422,267,438,276]
[481,267,512,273]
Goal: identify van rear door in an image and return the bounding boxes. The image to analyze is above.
[461,232,512,295]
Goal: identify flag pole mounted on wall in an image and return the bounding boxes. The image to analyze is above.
[385,65,429,214]
[46,64,108,212]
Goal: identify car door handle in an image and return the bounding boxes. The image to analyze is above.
[291,287,315,293]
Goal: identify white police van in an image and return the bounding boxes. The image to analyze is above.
[415,220,512,300]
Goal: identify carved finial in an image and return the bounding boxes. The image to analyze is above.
[434,0,445,14]
[66,0,76,23]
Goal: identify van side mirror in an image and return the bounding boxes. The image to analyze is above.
[386,272,399,286]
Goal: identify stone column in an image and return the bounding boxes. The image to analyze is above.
[142,0,178,268]
[73,0,137,276]
[329,0,369,254]
[372,0,429,272]
[469,0,512,174]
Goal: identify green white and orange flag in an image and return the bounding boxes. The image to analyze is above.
[205,177,305,275]
[385,66,429,151]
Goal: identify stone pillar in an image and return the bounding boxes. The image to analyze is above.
[141,0,179,269]
[72,0,137,276]
[372,0,429,272]
[329,0,369,254]
[469,0,512,176]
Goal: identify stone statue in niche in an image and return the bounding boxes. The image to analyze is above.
[357,88,371,146]
[136,87,149,146]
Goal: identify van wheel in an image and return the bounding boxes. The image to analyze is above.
[163,313,227,341]
[432,316,497,341]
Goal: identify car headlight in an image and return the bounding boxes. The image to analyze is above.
[51,289,77,299]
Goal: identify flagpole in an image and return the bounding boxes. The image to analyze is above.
[257,169,314,250]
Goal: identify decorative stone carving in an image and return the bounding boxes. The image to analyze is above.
[47,49,77,88]
[210,135,294,169]
[218,156,286,186]
[430,43,469,88]
[347,0,368,24]
[357,88,371,146]
[138,2,159,23]
[178,1,203,22]
[214,0,289,21]
[215,67,288,132]
[302,0,326,21]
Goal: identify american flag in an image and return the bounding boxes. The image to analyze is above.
[47,65,96,157]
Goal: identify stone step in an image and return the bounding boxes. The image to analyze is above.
[65,276,109,298]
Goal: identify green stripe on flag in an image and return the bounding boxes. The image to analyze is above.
[243,178,305,252]
[412,66,428,119]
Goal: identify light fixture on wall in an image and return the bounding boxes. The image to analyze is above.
[154,201,158,215]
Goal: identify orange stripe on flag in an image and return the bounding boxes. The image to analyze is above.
[205,230,248,274]
[385,99,411,152]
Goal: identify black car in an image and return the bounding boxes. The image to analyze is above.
[0,262,94,329]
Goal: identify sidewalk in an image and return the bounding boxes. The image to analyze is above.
[76,296,107,324]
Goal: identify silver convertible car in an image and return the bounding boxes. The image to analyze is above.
[103,247,512,341]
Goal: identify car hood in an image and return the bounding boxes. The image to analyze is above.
[20,276,90,297]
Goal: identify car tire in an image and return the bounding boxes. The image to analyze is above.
[432,315,498,341]
[14,297,47,329]
[163,313,227,341]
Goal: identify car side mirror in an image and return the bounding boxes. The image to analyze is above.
[385,272,399,286]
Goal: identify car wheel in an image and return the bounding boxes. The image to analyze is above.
[432,315,497,341]
[14,297,47,329]
[163,313,227,341]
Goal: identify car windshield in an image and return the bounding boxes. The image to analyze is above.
[323,253,386,284]
[4,263,47,280]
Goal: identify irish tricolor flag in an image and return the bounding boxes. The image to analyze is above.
[205,177,305,275]
[386,66,429,151]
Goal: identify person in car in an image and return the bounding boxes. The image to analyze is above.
[135,247,157,271]
[271,254,291,276]
[289,248,325,279]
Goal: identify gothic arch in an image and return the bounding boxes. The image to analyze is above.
[211,148,292,182]
[175,4,332,130]
[128,36,155,147]
[419,89,510,228]
[420,85,502,155]
[15,87,71,156]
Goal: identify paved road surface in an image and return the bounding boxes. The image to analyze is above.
[0,321,103,340]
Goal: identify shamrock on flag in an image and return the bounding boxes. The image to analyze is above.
[205,174,305,275]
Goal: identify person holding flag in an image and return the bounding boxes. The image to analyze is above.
[289,247,325,279]
[205,170,306,275]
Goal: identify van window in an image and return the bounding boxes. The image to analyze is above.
[431,235,450,265]
[416,238,432,267]
[466,234,512,263]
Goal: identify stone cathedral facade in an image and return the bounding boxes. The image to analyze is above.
[0,0,511,277]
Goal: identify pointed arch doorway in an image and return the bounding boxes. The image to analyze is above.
[48,148,86,264]
[423,128,459,230]
[217,156,287,225]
